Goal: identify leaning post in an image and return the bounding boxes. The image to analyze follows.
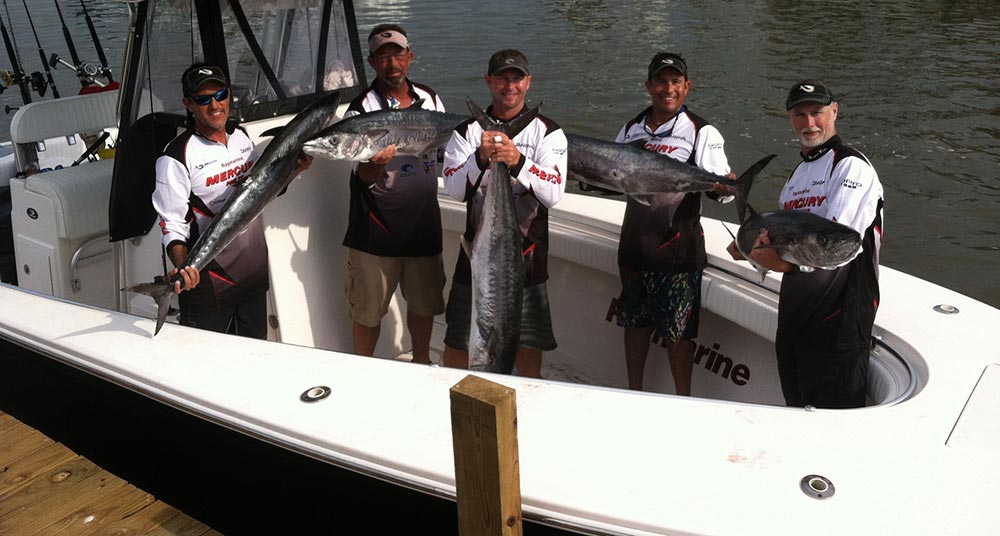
[449,374,523,536]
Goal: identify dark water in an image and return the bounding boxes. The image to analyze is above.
[0,0,129,115]
[2,1,997,308]
[353,0,1000,308]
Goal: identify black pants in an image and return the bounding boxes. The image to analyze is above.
[179,292,268,340]
[775,343,869,409]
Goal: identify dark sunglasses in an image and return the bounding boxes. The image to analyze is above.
[189,88,229,106]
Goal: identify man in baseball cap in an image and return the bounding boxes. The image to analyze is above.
[728,78,884,410]
[486,49,530,77]
[368,25,409,54]
[785,80,835,110]
[647,51,688,80]
[345,23,448,364]
[181,63,229,96]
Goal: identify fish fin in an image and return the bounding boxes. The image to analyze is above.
[628,194,653,206]
[502,101,541,138]
[626,138,647,150]
[126,280,175,336]
[369,128,392,144]
[720,221,737,241]
[406,98,426,109]
[260,126,284,138]
[734,154,777,223]
[577,181,622,196]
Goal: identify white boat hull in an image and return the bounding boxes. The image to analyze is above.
[3,155,998,532]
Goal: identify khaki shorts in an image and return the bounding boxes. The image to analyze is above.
[346,248,446,327]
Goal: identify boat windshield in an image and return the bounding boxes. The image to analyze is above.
[125,0,365,125]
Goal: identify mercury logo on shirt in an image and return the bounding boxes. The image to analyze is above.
[783,195,826,210]
[528,163,562,184]
[205,160,255,187]
[645,143,679,154]
[443,163,465,177]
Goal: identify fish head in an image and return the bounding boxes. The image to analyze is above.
[302,132,374,161]
[790,225,863,268]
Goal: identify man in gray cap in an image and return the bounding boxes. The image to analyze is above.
[612,51,736,395]
[728,79,884,409]
[151,62,310,338]
[341,24,448,364]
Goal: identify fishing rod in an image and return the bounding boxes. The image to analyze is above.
[48,0,106,89]
[0,4,30,105]
[79,0,113,84]
[19,0,60,98]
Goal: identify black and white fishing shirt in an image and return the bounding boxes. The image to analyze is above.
[777,134,884,350]
[152,127,267,311]
[342,80,446,257]
[443,105,568,285]
[615,105,732,273]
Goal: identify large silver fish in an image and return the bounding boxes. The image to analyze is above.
[566,132,775,207]
[129,91,344,335]
[734,203,863,281]
[464,97,540,374]
[301,100,467,161]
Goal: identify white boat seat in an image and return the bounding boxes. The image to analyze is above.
[10,90,119,145]
[21,160,115,241]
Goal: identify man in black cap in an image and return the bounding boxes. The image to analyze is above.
[612,52,736,394]
[151,62,310,338]
[441,49,568,377]
[342,23,448,363]
[728,79,884,409]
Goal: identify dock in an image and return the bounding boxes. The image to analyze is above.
[0,410,217,535]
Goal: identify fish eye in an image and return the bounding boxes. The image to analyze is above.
[816,235,828,246]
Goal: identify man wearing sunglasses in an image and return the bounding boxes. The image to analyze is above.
[151,62,310,338]
[342,24,447,364]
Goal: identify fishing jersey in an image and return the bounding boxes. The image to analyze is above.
[615,106,731,273]
[776,135,884,350]
[152,127,267,312]
[342,80,445,257]
[443,105,567,286]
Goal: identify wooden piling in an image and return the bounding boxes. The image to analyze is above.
[449,375,523,536]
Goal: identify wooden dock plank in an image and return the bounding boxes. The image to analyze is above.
[42,481,154,535]
[0,412,216,535]
[0,421,54,469]
[1,439,78,499]
[94,500,214,536]
[0,458,124,534]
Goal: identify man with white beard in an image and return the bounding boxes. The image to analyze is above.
[728,80,884,409]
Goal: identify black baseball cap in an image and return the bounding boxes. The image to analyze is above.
[648,52,687,80]
[785,80,835,110]
[181,64,228,95]
[487,49,530,76]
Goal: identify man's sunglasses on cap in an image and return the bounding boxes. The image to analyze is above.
[189,88,229,106]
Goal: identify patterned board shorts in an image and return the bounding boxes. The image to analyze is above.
[616,268,702,342]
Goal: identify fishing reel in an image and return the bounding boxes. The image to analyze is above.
[49,53,108,88]
[29,71,48,97]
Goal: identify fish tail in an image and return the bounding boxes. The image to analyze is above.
[126,281,175,336]
[734,154,777,223]
[465,97,541,138]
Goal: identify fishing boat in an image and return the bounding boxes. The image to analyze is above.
[1,1,997,534]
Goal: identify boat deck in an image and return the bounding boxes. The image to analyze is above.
[0,410,217,535]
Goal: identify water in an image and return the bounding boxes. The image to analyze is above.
[352,0,1000,309]
[2,0,997,308]
[0,1,129,113]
